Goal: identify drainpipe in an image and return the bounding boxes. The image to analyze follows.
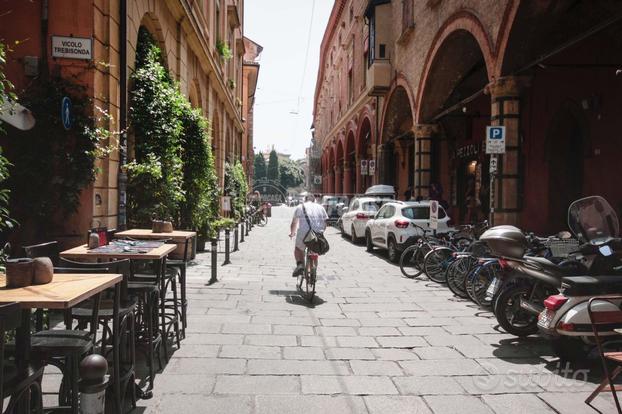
[118,0,128,229]
[40,0,49,80]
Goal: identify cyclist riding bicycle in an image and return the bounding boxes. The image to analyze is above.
[289,194,328,277]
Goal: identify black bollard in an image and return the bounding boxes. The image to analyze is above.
[233,224,239,252]
[223,228,231,265]
[209,238,218,284]
[79,354,109,414]
[240,221,245,243]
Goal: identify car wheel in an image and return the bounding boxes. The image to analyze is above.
[366,231,374,252]
[351,226,358,243]
[387,236,399,263]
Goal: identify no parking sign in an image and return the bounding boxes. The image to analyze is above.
[429,200,439,230]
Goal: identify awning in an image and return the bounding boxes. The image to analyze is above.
[0,101,35,130]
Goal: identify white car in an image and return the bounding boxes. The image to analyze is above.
[365,201,452,262]
[341,197,394,243]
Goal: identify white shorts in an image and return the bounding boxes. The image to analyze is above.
[295,231,307,251]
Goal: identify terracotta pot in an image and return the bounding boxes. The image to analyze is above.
[32,257,54,285]
[5,258,34,288]
[152,220,163,233]
[160,221,174,233]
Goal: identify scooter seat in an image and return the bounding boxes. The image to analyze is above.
[561,275,622,296]
[524,256,577,276]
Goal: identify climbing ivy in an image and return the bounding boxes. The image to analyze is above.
[224,160,248,220]
[128,28,185,226]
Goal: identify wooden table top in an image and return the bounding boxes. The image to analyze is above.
[0,273,122,309]
[115,229,196,241]
[60,243,176,260]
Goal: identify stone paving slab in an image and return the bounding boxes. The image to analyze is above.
[134,206,619,413]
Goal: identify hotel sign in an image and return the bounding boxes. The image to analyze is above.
[52,36,93,60]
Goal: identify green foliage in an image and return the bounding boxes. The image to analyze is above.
[279,158,304,189]
[7,77,104,235]
[179,106,219,234]
[267,150,279,182]
[253,153,266,180]
[224,160,248,219]
[0,44,16,245]
[216,40,233,60]
[128,27,185,226]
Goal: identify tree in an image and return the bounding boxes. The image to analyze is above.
[267,149,279,182]
[253,153,266,180]
[279,158,304,189]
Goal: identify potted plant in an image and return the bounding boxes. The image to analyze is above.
[216,40,233,60]
[228,79,236,90]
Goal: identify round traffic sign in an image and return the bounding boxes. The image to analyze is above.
[61,96,72,130]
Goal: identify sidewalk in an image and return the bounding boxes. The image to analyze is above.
[134,206,618,414]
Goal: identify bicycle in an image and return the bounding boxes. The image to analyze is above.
[297,247,318,301]
[252,205,268,226]
[399,224,443,278]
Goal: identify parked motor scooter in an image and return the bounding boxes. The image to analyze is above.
[538,196,622,360]
[479,226,587,337]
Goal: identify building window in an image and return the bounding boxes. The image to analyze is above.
[402,0,414,34]
[215,0,221,45]
[363,51,368,89]
[367,9,375,66]
[348,69,353,105]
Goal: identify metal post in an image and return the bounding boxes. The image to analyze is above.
[79,354,109,414]
[208,238,218,284]
[223,229,231,265]
[489,154,497,227]
[233,224,239,252]
[240,221,245,243]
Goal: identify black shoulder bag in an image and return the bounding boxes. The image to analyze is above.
[302,204,330,255]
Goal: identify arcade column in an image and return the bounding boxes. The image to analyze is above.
[327,169,334,194]
[334,165,343,195]
[413,124,439,198]
[485,76,529,226]
[343,161,353,196]
[377,144,388,184]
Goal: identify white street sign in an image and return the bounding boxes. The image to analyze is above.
[222,196,231,212]
[360,159,368,175]
[52,36,93,60]
[486,126,506,154]
[429,200,439,230]
[489,156,498,174]
[314,175,322,185]
[368,159,376,175]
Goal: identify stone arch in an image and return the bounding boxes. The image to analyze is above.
[128,12,169,72]
[356,116,373,192]
[416,12,494,123]
[188,79,201,108]
[378,85,414,191]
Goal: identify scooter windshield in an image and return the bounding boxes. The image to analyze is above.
[567,196,619,243]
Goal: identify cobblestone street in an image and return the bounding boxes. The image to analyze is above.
[136,206,618,413]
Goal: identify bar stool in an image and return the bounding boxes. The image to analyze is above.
[59,258,137,413]
[0,302,44,414]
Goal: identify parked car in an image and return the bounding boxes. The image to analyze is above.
[321,195,349,223]
[341,197,394,243]
[365,201,452,262]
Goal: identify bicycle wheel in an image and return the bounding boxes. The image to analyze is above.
[399,244,424,278]
[423,246,454,284]
[256,214,267,227]
[446,255,476,299]
[298,248,316,301]
[467,260,499,307]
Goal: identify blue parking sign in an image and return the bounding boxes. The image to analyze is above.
[486,126,505,154]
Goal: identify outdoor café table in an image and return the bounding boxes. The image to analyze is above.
[0,273,122,412]
[114,229,196,334]
[60,242,176,397]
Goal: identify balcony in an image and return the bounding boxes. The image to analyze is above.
[367,59,391,96]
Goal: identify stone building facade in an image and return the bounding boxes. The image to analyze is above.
[314,0,622,233]
[1,0,257,245]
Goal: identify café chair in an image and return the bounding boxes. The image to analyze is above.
[23,241,59,266]
[30,268,106,414]
[0,302,44,414]
[58,258,137,412]
[586,295,622,413]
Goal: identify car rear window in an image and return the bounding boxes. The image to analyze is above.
[402,207,429,220]
[362,199,392,212]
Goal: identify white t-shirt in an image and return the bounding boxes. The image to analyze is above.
[294,202,328,235]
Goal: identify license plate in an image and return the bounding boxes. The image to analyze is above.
[486,278,500,297]
[538,309,555,329]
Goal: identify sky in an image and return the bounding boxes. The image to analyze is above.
[244,0,334,160]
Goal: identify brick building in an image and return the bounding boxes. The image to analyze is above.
[313,0,622,233]
[0,0,258,245]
